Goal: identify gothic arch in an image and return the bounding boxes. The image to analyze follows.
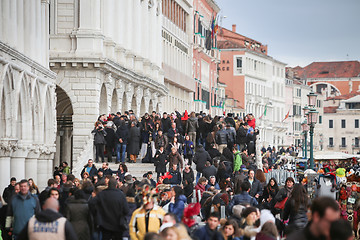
[140,97,146,116]
[121,91,128,114]
[149,99,154,113]
[0,66,15,138]
[16,74,32,140]
[32,82,42,143]
[131,95,136,112]
[44,88,54,144]
[99,84,108,114]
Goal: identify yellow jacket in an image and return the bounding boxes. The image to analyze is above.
[129,205,166,240]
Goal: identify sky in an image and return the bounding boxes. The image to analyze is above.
[217,0,360,67]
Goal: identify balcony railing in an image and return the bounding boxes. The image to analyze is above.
[327,145,334,148]
[339,145,347,148]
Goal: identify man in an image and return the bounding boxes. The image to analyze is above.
[38,179,58,207]
[80,159,98,179]
[206,176,220,191]
[168,147,184,171]
[115,119,128,163]
[129,189,166,240]
[232,146,242,174]
[104,121,116,162]
[154,129,168,150]
[99,162,113,176]
[202,161,217,180]
[2,177,17,203]
[193,144,212,182]
[225,123,236,149]
[145,172,157,188]
[207,143,221,159]
[225,113,236,128]
[168,164,182,185]
[186,111,199,144]
[215,124,229,154]
[287,196,340,240]
[49,188,60,200]
[17,198,78,240]
[161,112,172,134]
[245,169,263,200]
[6,179,41,238]
[236,123,248,151]
[227,181,258,214]
[192,212,222,240]
[90,176,129,240]
[167,122,180,141]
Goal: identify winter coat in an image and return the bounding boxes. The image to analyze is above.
[92,127,107,145]
[104,127,116,147]
[168,151,184,169]
[129,206,166,240]
[90,188,129,232]
[154,134,168,150]
[65,197,92,240]
[202,166,218,180]
[233,150,242,172]
[245,177,263,197]
[154,150,167,173]
[275,186,292,203]
[161,117,172,134]
[283,199,308,231]
[193,146,211,173]
[186,117,199,133]
[169,195,187,221]
[227,191,258,213]
[247,133,257,155]
[81,165,98,178]
[127,126,140,155]
[236,126,248,145]
[2,184,15,203]
[192,224,223,240]
[115,123,129,144]
[225,117,236,128]
[17,208,78,240]
[169,168,182,185]
[226,127,237,144]
[247,118,256,129]
[215,129,229,145]
[167,128,180,140]
[183,140,194,156]
[207,148,221,159]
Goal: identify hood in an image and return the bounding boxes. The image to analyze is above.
[181,110,189,121]
[244,225,259,238]
[178,194,187,203]
[196,146,205,152]
[188,117,197,122]
[35,209,63,222]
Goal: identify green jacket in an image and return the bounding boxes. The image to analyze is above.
[233,151,242,172]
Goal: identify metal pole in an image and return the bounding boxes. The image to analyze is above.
[309,125,314,170]
[303,131,308,169]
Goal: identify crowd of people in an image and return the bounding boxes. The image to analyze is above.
[0,110,354,240]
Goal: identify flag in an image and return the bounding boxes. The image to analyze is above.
[211,14,218,39]
[282,109,290,122]
[259,105,267,119]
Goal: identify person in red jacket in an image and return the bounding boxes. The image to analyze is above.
[247,113,256,130]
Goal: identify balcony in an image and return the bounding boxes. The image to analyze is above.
[339,145,347,148]
[327,145,334,148]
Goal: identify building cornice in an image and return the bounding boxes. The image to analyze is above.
[205,0,220,13]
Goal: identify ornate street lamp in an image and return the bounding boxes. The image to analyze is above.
[307,91,318,108]
[301,120,309,159]
[308,107,319,170]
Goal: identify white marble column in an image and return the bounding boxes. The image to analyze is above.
[10,156,26,181]
[133,0,141,56]
[25,152,39,184]
[9,0,17,49]
[149,3,156,65]
[35,0,41,63]
[17,0,24,53]
[141,1,148,60]
[124,0,133,51]
[37,158,48,191]
[41,0,49,66]
[0,155,11,194]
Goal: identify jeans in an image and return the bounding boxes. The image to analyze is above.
[116,143,127,163]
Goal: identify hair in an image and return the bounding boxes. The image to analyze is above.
[240,181,251,192]
[266,177,279,192]
[10,177,17,182]
[164,212,178,223]
[47,179,57,187]
[198,177,207,185]
[260,221,278,238]
[208,211,220,220]
[330,219,353,240]
[311,196,339,218]
[49,187,60,196]
[19,179,29,186]
[255,169,266,183]
[290,183,309,212]
[285,177,295,184]
[160,226,180,238]
[118,163,128,172]
[144,232,161,240]
[28,178,38,190]
[222,219,239,238]
[241,206,257,219]
[172,185,183,200]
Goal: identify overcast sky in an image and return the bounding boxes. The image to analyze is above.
[217,0,360,67]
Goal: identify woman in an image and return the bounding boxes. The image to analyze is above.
[239,207,259,240]
[283,183,309,235]
[91,121,107,163]
[168,186,187,221]
[273,177,295,214]
[65,189,93,240]
[160,226,180,240]
[154,146,168,180]
[255,221,278,240]
[183,135,194,165]
[194,177,208,201]
[221,219,240,240]
[117,163,128,183]
[255,169,267,202]
[74,178,81,188]
[206,125,218,150]
[128,121,140,163]
[262,178,279,209]
[167,137,182,155]
[183,165,194,204]
[28,178,39,195]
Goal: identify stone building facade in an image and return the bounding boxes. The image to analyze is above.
[0,0,56,191]
[49,0,167,177]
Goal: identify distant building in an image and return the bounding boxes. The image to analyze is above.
[322,92,360,154]
[218,25,287,148]
[292,61,360,97]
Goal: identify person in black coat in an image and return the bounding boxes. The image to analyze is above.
[193,144,212,182]
[154,146,167,181]
[183,165,194,203]
[207,144,221,159]
[127,121,140,163]
[104,122,116,162]
[92,121,107,163]
[244,169,263,201]
[89,177,129,239]
[202,161,218,180]
[65,189,93,240]
[115,120,128,163]
[169,164,182,185]
[161,112,172,134]
[81,159,98,179]
[236,124,248,151]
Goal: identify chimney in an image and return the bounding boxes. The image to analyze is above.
[232,24,236,32]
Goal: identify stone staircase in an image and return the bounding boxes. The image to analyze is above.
[95,161,156,180]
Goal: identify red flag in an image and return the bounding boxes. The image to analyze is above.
[282,109,290,122]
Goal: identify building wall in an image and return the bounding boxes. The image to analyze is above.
[0,0,56,191]
[308,78,360,96]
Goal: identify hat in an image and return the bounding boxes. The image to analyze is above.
[241,207,257,218]
[336,168,346,178]
[159,222,174,232]
[124,174,134,184]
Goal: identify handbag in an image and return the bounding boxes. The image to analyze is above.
[274,197,288,209]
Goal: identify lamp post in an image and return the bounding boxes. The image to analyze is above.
[301,120,309,159]
[307,107,319,170]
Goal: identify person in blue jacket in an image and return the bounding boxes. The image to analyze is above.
[168,186,187,222]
